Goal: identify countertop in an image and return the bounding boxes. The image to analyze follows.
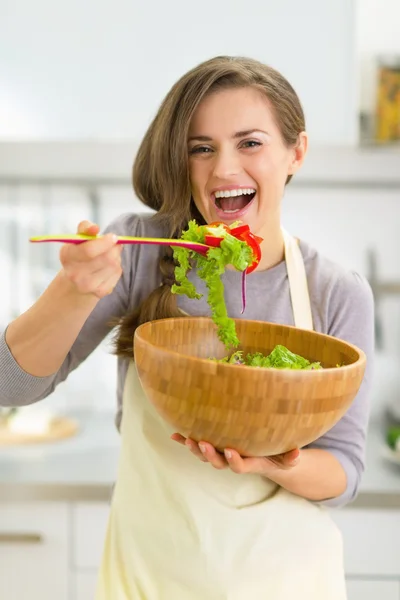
[0,411,120,502]
[1,411,400,508]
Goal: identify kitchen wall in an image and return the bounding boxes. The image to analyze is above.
[0,0,357,144]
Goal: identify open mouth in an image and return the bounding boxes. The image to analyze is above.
[213,188,256,214]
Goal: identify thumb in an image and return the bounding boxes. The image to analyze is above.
[268,448,300,469]
[280,448,300,467]
[77,220,100,236]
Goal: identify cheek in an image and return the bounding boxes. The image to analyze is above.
[250,150,291,185]
[189,162,208,201]
[189,163,200,192]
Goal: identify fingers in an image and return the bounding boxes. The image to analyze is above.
[59,223,123,299]
[170,434,300,474]
[77,220,100,236]
[170,433,186,445]
[224,449,266,474]
[60,233,120,264]
[185,438,208,463]
[170,434,207,462]
[170,435,227,468]
[198,442,227,469]
[225,448,300,475]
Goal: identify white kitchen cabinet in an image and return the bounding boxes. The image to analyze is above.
[73,571,99,600]
[346,579,400,600]
[70,502,110,600]
[3,499,400,600]
[71,502,110,569]
[0,502,69,600]
[333,508,400,577]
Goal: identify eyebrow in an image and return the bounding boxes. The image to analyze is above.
[188,129,269,142]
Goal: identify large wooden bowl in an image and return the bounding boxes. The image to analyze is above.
[134,317,366,456]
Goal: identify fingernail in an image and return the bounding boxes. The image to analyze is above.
[111,234,118,243]
[199,444,206,454]
[224,450,232,459]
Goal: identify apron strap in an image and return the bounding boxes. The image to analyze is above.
[282,228,314,331]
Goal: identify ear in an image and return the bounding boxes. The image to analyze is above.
[287,132,308,176]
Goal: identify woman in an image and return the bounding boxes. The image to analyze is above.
[1,56,374,598]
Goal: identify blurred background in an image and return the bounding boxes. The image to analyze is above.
[1,1,400,599]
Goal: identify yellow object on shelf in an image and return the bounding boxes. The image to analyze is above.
[375,56,400,142]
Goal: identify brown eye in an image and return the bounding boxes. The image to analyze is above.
[189,146,213,154]
[240,140,262,149]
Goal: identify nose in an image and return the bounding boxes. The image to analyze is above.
[212,147,242,180]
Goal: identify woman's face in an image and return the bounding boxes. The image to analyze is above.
[188,86,307,239]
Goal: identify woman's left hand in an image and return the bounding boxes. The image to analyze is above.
[171,433,300,475]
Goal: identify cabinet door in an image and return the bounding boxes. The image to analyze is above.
[73,571,98,600]
[72,502,110,569]
[346,579,400,600]
[0,502,69,600]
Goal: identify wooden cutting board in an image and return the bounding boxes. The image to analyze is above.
[0,416,79,446]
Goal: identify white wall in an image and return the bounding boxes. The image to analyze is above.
[356,0,400,113]
[1,0,357,144]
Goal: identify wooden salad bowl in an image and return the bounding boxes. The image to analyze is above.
[134,317,366,457]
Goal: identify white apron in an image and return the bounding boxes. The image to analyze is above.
[95,231,347,600]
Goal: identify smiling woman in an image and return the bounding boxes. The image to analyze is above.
[1,55,374,600]
[186,85,307,271]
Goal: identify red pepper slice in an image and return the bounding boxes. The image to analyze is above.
[205,224,262,274]
[204,234,224,247]
[230,224,250,237]
[253,235,264,245]
[237,231,262,274]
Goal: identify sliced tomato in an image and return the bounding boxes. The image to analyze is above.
[204,235,224,248]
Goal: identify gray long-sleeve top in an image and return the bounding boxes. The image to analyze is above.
[0,212,375,508]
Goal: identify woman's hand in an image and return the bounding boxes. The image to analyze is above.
[171,433,300,476]
[59,221,123,299]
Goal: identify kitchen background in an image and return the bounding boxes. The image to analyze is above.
[1,1,400,599]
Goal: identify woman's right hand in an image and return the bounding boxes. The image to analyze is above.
[59,221,123,299]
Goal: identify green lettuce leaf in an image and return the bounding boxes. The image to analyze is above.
[171,246,201,300]
[171,220,253,349]
[212,345,322,370]
[246,345,322,370]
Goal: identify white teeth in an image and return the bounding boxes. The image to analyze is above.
[214,188,256,199]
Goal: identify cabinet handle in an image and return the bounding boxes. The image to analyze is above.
[0,533,43,544]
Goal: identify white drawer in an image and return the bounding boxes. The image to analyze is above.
[73,571,99,600]
[333,508,400,577]
[72,502,110,569]
[0,502,69,600]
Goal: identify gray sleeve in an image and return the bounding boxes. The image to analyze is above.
[0,213,142,407]
[308,271,375,508]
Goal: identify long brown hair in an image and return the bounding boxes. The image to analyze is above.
[113,55,306,358]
